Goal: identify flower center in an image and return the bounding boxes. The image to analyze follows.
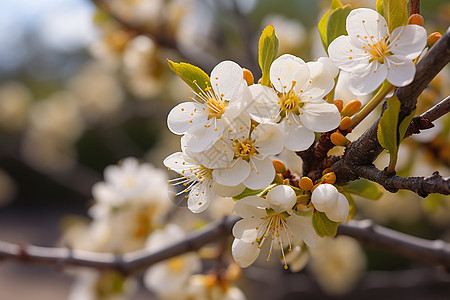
[233,138,257,161]
[167,257,186,273]
[368,40,389,63]
[205,87,226,119]
[279,89,300,112]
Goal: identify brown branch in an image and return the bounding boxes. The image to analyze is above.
[2,217,450,273]
[410,0,421,16]
[354,165,450,197]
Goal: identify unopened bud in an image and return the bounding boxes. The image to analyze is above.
[427,32,442,48]
[408,14,424,26]
[321,172,336,185]
[322,168,332,175]
[341,100,362,117]
[331,132,350,146]
[272,160,286,174]
[283,179,291,186]
[243,68,254,86]
[339,116,352,131]
[334,100,343,112]
[299,177,313,191]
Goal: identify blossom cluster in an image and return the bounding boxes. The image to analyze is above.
[164,7,427,269]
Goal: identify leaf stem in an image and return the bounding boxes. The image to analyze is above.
[350,82,393,130]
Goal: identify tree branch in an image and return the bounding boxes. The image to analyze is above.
[2,217,450,274]
[354,165,450,196]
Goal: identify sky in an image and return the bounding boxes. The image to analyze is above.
[0,0,97,71]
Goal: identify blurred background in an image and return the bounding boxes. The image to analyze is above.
[0,0,449,299]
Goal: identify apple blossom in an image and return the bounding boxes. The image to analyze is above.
[167,60,250,152]
[328,8,427,95]
[246,54,341,151]
[231,185,318,268]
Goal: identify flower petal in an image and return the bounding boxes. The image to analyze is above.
[318,57,339,78]
[270,54,309,93]
[300,101,341,132]
[184,138,233,169]
[214,182,246,197]
[164,152,196,177]
[389,25,427,60]
[222,113,251,141]
[325,193,349,223]
[311,184,339,212]
[346,8,388,41]
[244,156,275,190]
[266,185,296,214]
[279,114,315,151]
[299,61,335,99]
[233,195,269,218]
[212,159,251,186]
[232,238,261,268]
[167,102,208,135]
[385,55,416,87]
[232,218,262,242]
[211,60,245,100]
[348,62,387,95]
[252,123,284,156]
[286,215,317,248]
[184,117,224,152]
[328,36,369,72]
[247,84,280,123]
[187,181,215,213]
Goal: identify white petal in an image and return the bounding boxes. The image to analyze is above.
[164,152,195,176]
[184,118,224,152]
[252,123,284,156]
[279,115,315,151]
[318,57,339,78]
[348,62,387,95]
[300,61,335,99]
[311,184,339,212]
[222,114,251,141]
[231,238,260,268]
[325,193,349,223]
[389,25,427,60]
[233,195,269,218]
[266,185,296,213]
[286,215,317,248]
[212,159,251,186]
[300,101,341,132]
[385,55,416,87]
[214,182,246,197]
[346,8,388,41]
[211,60,245,100]
[244,156,275,190]
[232,218,262,242]
[185,138,233,169]
[92,182,122,206]
[328,36,370,72]
[167,102,208,135]
[247,84,280,123]
[187,182,215,213]
[270,54,309,93]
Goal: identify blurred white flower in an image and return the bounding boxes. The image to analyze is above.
[0,81,32,131]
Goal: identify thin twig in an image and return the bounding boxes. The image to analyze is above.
[410,0,421,16]
[2,217,450,273]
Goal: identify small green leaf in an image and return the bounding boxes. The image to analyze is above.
[326,5,352,50]
[312,212,339,237]
[383,0,408,33]
[398,109,416,141]
[167,60,211,97]
[258,25,279,86]
[376,0,384,17]
[318,9,331,51]
[343,179,383,200]
[331,0,343,10]
[378,96,400,156]
[233,184,276,201]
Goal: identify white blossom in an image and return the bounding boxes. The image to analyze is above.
[311,184,349,223]
[328,8,427,95]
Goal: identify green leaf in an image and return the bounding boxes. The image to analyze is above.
[167,60,211,97]
[326,5,352,50]
[343,179,383,200]
[312,212,339,237]
[318,9,331,51]
[378,96,400,156]
[376,0,384,17]
[258,25,279,86]
[233,184,276,201]
[331,0,343,9]
[398,109,416,141]
[383,0,408,33]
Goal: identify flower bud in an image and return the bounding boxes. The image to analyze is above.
[322,168,332,175]
[325,193,349,222]
[311,183,338,212]
[299,176,313,191]
[427,32,442,48]
[333,100,343,112]
[339,116,352,131]
[408,14,424,26]
[242,68,254,86]
[272,160,286,174]
[341,99,362,117]
[322,172,336,185]
[330,132,350,146]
